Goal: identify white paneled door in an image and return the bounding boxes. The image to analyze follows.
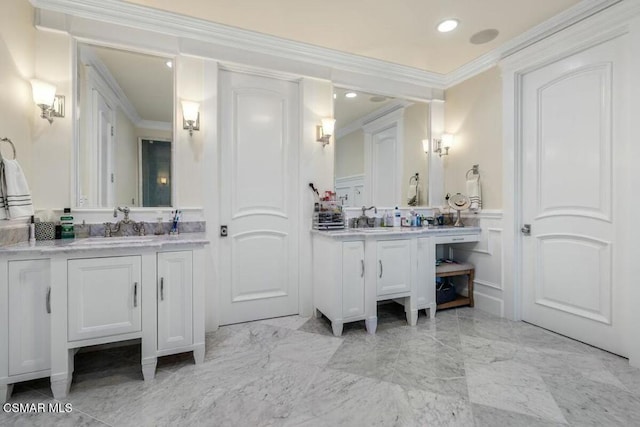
[219,70,299,325]
[521,34,628,356]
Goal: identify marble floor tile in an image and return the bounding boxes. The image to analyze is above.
[472,403,567,427]
[466,360,566,423]
[6,306,640,426]
[257,315,312,331]
[543,371,640,426]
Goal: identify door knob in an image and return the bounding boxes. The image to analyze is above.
[521,224,531,235]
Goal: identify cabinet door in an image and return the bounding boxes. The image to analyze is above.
[342,241,365,319]
[68,256,141,341]
[8,260,51,376]
[416,238,435,309]
[376,240,411,296]
[157,251,193,351]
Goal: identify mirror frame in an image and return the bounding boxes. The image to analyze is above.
[71,38,177,212]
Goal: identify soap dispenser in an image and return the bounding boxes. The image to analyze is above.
[394,207,401,227]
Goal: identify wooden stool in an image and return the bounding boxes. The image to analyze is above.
[436,262,475,310]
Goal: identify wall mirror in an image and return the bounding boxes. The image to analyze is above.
[75,43,174,208]
[333,88,429,208]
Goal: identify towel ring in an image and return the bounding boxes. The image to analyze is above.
[0,137,17,160]
[466,164,480,180]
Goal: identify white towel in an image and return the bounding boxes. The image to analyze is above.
[0,158,34,219]
[466,175,482,213]
[407,183,420,206]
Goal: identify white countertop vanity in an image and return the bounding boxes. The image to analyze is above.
[312,226,480,336]
[0,234,209,402]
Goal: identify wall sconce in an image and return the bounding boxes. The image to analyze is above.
[30,79,65,124]
[181,100,200,136]
[316,117,336,147]
[422,139,429,154]
[158,176,168,185]
[433,133,454,157]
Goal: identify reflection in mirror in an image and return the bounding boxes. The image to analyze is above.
[76,43,174,208]
[334,88,429,208]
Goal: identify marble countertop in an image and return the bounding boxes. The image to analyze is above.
[311,226,481,239]
[0,233,209,256]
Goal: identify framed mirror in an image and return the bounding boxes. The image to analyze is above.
[333,88,429,208]
[75,43,174,208]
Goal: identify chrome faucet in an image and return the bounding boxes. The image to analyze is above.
[105,206,145,237]
[357,205,377,228]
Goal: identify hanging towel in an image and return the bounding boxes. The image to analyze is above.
[0,158,34,219]
[466,174,482,213]
[407,183,420,206]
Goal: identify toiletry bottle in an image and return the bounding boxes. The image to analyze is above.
[60,208,74,239]
[394,207,401,227]
[29,215,36,244]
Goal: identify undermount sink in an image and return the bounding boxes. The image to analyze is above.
[72,236,155,245]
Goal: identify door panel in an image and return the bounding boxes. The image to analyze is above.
[219,70,299,325]
[157,251,193,351]
[342,241,365,319]
[521,35,627,356]
[8,260,51,376]
[376,240,411,296]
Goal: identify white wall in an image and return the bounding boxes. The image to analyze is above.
[115,108,137,206]
[444,67,504,317]
[402,102,429,206]
[335,129,363,179]
[0,0,35,230]
[444,66,502,210]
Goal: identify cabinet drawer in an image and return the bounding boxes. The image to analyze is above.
[68,256,142,341]
[433,234,480,245]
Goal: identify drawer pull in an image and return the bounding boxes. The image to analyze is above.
[360,260,364,278]
[134,282,138,307]
[160,277,164,301]
[379,260,383,278]
[46,287,51,314]
[452,237,464,241]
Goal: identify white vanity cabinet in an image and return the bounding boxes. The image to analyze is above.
[68,256,142,341]
[157,251,193,352]
[0,234,208,403]
[376,239,411,297]
[313,238,374,336]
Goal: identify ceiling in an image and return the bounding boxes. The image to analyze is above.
[89,45,173,123]
[123,0,581,74]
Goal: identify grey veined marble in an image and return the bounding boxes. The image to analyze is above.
[4,303,640,426]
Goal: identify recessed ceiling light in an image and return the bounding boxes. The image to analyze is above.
[165,60,173,68]
[437,19,459,33]
[370,96,387,103]
[470,29,499,45]
[345,92,358,98]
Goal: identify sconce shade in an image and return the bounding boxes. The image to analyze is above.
[442,133,454,148]
[321,118,335,137]
[422,139,429,153]
[30,79,56,107]
[181,100,200,122]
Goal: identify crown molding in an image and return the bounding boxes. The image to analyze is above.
[336,100,413,139]
[32,0,627,92]
[31,0,446,90]
[444,0,624,88]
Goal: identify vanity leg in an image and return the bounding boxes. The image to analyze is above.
[429,303,437,318]
[365,317,377,334]
[331,321,343,337]
[1,383,13,403]
[142,357,157,381]
[314,308,323,319]
[51,349,74,399]
[193,344,205,364]
[406,309,418,326]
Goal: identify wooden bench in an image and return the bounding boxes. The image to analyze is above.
[436,261,474,310]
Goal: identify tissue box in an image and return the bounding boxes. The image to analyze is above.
[34,222,55,240]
